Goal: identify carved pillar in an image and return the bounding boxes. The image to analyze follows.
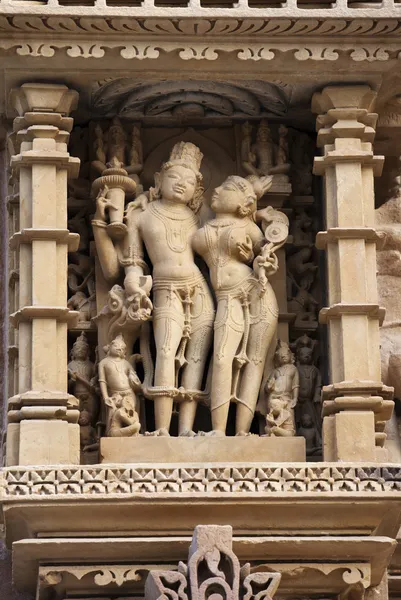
[6,83,81,466]
[312,85,393,462]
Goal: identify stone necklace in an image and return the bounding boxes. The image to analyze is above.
[149,201,197,253]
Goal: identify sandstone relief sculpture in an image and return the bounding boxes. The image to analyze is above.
[296,345,322,435]
[260,341,299,437]
[87,130,323,440]
[91,118,142,241]
[68,333,100,461]
[93,141,215,437]
[145,525,281,600]
[193,176,288,435]
[241,120,290,184]
[67,253,96,327]
[68,333,97,421]
[98,335,142,437]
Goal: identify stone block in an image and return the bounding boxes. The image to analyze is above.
[100,436,306,464]
[19,420,79,465]
[335,411,376,461]
[5,423,20,466]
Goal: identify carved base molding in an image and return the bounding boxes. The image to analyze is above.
[2,464,401,547]
[11,533,395,598]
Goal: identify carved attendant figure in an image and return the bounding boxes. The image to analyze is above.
[93,143,215,436]
[68,333,97,420]
[98,335,142,437]
[264,342,299,437]
[296,346,322,435]
[193,174,286,435]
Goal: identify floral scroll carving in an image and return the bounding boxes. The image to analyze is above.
[145,526,281,600]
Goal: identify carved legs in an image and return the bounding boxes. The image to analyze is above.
[236,318,277,435]
[153,319,181,431]
[211,317,244,433]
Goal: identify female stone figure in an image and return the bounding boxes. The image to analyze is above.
[193,174,287,435]
[92,142,214,436]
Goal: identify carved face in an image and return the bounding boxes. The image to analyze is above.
[72,344,88,361]
[301,414,313,427]
[159,165,197,205]
[78,410,91,426]
[277,347,292,365]
[269,397,284,415]
[109,339,126,358]
[211,177,254,215]
[298,348,312,365]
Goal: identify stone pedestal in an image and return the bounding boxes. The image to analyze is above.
[6,83,81,465]
[100,436,306,464]
[312,85,394,462]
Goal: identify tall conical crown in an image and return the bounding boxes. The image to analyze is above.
[167,142,203,173]
[73,331,89,351]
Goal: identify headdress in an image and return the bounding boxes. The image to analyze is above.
[72,332,89,355]
[167,142,203,174]
[111,334,126,347]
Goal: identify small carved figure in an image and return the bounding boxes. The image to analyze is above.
[107,394,141,437]
[254,120,275,175]
[93,123,106,173]
[194,175,287,436]
[296,346,322,436]
[107,116,126,166]
[263,342,299,437]
[241,120,275,177]
[291,131,314,196]
[298,413,322,456]
[287,247,317,285]
[291,209,315,247]
[67,253,96,325]
[67,291,95,324]
[127,124,143,175]
[288,273,319,329]
[78,409,99,461]
[265,397,295,437]
[277,125,289,166]
[98,334,142,437]
[68,209,90,252]
[68,333,97,420]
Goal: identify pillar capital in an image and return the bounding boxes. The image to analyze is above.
[9,83,78,117]
[312,85,377,115]
[312,85,379,146]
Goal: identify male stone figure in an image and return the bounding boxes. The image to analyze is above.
[98,335,141,437]
[93,142,214,436]
[68,332,97,421]
[295,346,322,436]
[263,342,299,437]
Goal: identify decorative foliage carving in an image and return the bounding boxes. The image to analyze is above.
[145,526,281,600]
[0,38,398,63]
[2,16,401,38]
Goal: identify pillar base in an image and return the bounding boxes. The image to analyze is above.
[6,420,80,466]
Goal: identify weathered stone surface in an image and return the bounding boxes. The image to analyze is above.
[100,436,306,463]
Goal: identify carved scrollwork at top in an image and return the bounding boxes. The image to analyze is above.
[2,16,401,37]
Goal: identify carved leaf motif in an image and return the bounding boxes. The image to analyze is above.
[46,17,81,32]
[146,570,189,600]
[94,569,115,586]
[242,573,281,600]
